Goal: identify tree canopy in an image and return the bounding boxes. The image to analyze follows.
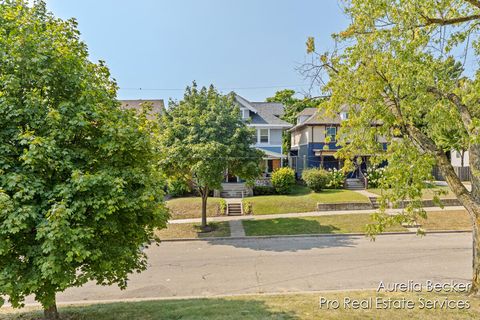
[304,0,480,293]
[0,1,168,317]
[158,83,263,228]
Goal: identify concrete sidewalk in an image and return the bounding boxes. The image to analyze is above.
[169,206,467,224]
[353,189,381,198]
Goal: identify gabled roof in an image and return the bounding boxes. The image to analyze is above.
[120,99,165,116]
[234,94,292,128]
[234,94,258,113]
[296,108,317,117]
[290,105,351,131]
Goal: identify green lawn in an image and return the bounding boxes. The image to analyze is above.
[248,185,369,215]
[166,197,224,219]
[368,186,457,200]
[243,213,405,236]
[2,291,480,319]
[155,222,230,239]
[242,210,471,236]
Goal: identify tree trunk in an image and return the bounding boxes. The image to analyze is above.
[201,188,208,229]
[43,300,59,320]
[472,219,480,295]
[433,145,480,295]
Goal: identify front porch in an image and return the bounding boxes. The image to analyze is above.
[215,149,286,198]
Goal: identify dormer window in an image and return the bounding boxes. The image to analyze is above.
[340,112,348,120]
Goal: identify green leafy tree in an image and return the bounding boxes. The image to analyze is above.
[0,1,168,318]
[304,0,480,293]
[158,83,263,229]
[266,90,323,153]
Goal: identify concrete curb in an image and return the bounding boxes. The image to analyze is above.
[2,288,384,308]
[160,229,472,242]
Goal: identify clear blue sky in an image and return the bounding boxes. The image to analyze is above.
[45,0,349,102]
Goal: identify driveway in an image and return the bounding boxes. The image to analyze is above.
[23,233,472,305]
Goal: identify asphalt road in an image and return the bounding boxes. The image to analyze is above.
[27,233,473,304]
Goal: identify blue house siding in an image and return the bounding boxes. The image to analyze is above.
[295,142,388,174]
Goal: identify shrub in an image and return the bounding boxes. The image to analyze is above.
[326,168,344,189]
[242,200,253,215]
[366,167,385,188]
[253,185,277,195]
[302,168,329,192]
[166,178,191,197]
[271,167,296,194]
[218,199,227,215]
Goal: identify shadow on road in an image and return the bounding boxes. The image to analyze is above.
[205,234,358,252]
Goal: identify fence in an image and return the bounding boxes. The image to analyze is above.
[432,166,471,181]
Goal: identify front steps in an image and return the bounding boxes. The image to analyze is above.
[369,197,379,209]
[345,178,365,190]
[227,202,243,216]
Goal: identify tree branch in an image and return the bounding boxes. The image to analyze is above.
[427,87,475,134]
[424,14,480,26]
[465,0,480,10]
[381,95,478,217]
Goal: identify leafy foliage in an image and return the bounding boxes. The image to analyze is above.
[242,200,253,215]
[0,0,168,314]
[166,178,192,197]
[326,168,345,189]
[253,185,277,195]
[303,0,480,292]
[218,199,227,215]
[365,167,386,188]
[158,83,263,226]
[271,167,296,194]
[302,168,330,192]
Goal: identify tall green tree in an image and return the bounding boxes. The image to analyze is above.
[0,1,168,318]
[159,83,263,229]
[266,89,322,153]
[304,0,480,293]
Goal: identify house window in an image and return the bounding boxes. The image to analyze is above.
[340,112,348,120]
[240,108,249,119]
[259,129,269,143]
[326,126,336,142]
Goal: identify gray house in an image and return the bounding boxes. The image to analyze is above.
[235,94,292,175]
[217,95,293,197]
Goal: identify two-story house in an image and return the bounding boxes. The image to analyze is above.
[234,94,292,175]
[289,107,387,181]
[216,95,293,197]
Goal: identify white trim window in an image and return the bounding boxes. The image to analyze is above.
[241,109,249,119]
[259,128,269,144]
[325,126,337,142]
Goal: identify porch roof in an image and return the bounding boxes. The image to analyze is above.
[261,149,287,159]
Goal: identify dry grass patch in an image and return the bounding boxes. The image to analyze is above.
[418,210,472,231]
[155,222,230,239]
[166,197,224,219]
